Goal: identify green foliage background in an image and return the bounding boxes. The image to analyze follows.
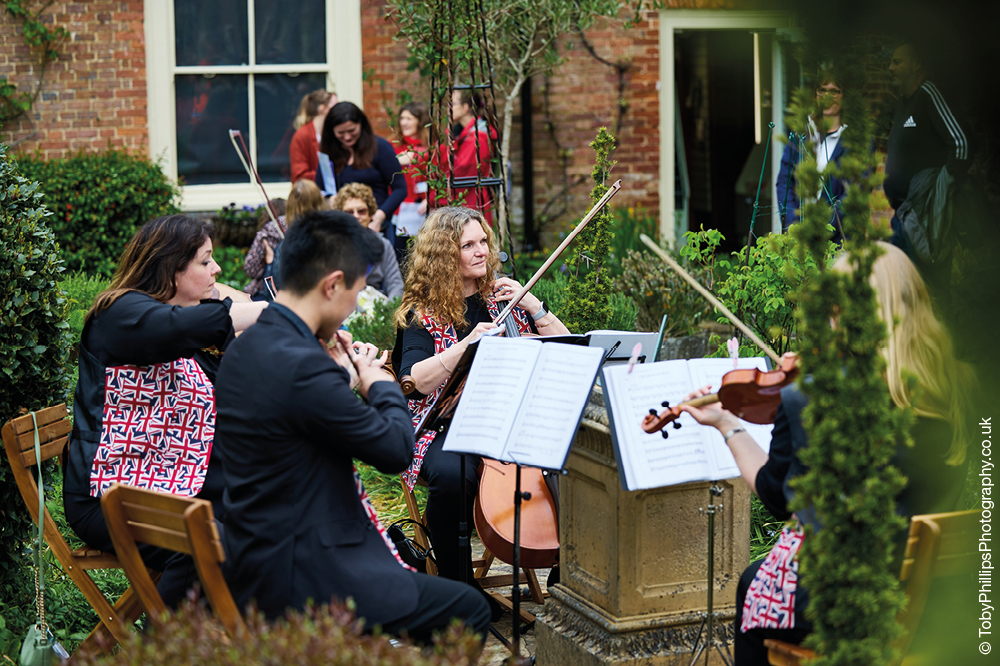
[17,149,180,278]
[0,138,73,651]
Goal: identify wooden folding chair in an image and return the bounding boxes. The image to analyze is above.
[100,483,245,637]
[2,405,146,654]
[400,476,548,624]
[765,509,981,666]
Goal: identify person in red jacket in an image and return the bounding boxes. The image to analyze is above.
[436,89,497,224]
[289,89,337,183]
[393,102,434,238]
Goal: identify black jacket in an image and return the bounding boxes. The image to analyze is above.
[214,303,417,622]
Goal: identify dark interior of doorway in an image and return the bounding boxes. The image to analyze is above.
[675,31,757,253]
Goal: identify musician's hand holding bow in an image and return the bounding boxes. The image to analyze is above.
[491,277,570,335]
[678,385,741,433]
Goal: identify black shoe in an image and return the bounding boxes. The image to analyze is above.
[546,565,560,588]
[474,580,506,622]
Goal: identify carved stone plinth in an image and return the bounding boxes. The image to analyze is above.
[536,386,750,665]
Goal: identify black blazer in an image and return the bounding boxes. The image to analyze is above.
[214,304,418,623]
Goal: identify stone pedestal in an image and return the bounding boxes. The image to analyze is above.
[536,386,751,665]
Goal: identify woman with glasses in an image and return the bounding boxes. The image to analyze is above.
[775,79,848,242]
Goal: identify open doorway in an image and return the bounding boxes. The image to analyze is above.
[658,11,799,248]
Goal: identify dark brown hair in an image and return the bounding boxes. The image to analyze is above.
[321,102,377,174]
[88,215,215,320]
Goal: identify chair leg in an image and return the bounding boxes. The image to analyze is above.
[525,568,546,604]
[75,584,145,654]
[474,549,495,578]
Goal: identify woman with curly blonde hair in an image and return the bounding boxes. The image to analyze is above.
[392,206,568,593]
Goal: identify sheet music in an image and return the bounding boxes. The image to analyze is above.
[442,336,540,458]
[602,357,774,490]
[504,343,605,468]
[602,361,712,489]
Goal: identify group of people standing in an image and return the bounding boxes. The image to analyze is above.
[58,48,976,664]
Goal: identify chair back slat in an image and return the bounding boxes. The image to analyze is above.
[20,435,70,467]
[120,500,189,535]
[8,404,70,437]
[127,523,195,555]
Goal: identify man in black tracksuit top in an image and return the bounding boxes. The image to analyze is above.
[884,43,972,255]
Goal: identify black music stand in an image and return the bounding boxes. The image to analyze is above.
[412,335,594,661]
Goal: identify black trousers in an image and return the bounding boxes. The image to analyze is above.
[733,558,812,666]
[380,571,491,644]
[420,435,480,583]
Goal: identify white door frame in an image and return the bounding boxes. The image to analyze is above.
[658,10,798,248]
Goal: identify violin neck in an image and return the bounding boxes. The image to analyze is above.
[682,393,719,409]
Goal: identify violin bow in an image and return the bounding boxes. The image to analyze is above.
[493,179,623,325]
[638,233,781,366]
[228,129,284,239]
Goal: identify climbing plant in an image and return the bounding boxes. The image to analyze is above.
[0,1,69,127]
[560,127,616,333]
[786,53,910,665]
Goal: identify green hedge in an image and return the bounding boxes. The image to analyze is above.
[16,149,180,278]
[0,139,72,638]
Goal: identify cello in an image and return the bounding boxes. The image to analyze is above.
[471,182,622,571]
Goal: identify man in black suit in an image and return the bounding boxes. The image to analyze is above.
[213,210,490,642]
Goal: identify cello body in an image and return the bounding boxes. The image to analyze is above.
[474,459,559,570]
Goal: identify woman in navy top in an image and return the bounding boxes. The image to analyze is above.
[316,102,407,249]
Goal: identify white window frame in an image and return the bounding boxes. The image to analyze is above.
[144,0,363,212]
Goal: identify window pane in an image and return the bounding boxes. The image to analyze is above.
[255,0,326,65]
[174,0,248,66]
[255,73,328,182]
[176,75,250,185]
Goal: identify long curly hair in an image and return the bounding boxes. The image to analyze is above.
[833,242,975,464]
[395,207,500,329]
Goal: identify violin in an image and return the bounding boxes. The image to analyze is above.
[641,354,798,435]
[636,234,798,437]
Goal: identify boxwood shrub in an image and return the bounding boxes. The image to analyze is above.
[0,139,72,621]
[16,149,180,278]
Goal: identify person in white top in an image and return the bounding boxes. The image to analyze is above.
[775,79,849,243]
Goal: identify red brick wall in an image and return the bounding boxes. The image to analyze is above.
[0,1,147,159]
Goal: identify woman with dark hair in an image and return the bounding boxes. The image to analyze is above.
[315,101,408,247]
[289,88,336,183]
[64,215,267,607]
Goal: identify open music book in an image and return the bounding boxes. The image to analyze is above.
[601,358,775,491]
[441,335,606,470]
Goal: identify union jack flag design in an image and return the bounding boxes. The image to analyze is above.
[740,523,804,632]
[400,298,532,491]
[91,359,215,498]
[355,466,413,570]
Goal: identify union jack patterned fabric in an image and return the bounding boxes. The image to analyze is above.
[400,297,532,491]
[355,467,413,570]
[741,523,805,632]
[91,359,215,498]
